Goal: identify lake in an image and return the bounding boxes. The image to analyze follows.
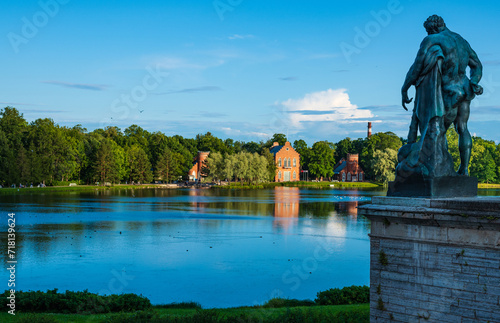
[0,187,497,308]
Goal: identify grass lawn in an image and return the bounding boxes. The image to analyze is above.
[478,183,500,189]
[220,181,382,189]
[0,184,171,195]
[0,304,369,322]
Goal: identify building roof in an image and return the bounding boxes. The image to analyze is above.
[333,161,347,174]
[270,145,284,156]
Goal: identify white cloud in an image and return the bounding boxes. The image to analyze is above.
[221,126,270,139]
[280,89,374,129]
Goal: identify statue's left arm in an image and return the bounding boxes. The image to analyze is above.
[401,37,434,110]
[468,44,483,95]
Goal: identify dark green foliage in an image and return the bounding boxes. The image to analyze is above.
[315,285,370,306]
[377,297,386,311]
[308,141,335,180]
[379,251,389,266]
[101,310,159,323]
[4,106,498,186]
[1,289,151,314]
[264,133,287,148]
[263,298,315,308]
[17,314,59,323]
[101,307,369,323]
[155,302,202,309]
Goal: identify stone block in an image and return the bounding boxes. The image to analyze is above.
[360,197,500,322]
[387,175,478,198]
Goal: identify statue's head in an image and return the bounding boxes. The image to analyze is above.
[424,15,446,34]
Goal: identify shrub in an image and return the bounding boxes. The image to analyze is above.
[263,298,315,308]
[155,301,202,309]
[1,289,152,314]
[315,285,370,306]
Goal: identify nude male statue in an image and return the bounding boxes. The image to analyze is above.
[401,15,483,175]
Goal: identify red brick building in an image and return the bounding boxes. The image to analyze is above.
[188,151,209,182]
[333,153,365,182]
[270,142,300,182]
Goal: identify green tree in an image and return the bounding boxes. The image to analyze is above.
[124,125,150,158]
[94,139,121,184]
[361,132,402,179]
[293,139,310,172]
[222,154,236,181]
[264,133,287,149]
[155,147,183,183]
[205,151,225,183]
[370,148,398,183]
[25,118,72,185]
[470,144,497,183]
[127,145,153,183]
[262,148,277,182]
[196,132,227,154]
[234,152,250,183]
[247,153,268,183]
[309,141,335,180]
[0,107,28,185]
[242,141,261,154]
[334,138,354,162]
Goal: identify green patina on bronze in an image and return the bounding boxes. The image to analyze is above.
[389,15,483,197]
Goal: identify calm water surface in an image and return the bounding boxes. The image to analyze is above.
[1,187,496,308]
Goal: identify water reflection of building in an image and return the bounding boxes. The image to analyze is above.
[337,201,359,218]
[273,187,300,230]
[189,189,208,213]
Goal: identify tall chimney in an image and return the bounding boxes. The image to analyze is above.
[368,122,372,138]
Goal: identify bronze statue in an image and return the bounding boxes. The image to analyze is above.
[389,15,482,197]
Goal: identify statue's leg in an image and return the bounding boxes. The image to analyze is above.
[407,112,419,144]
[455,101,472,175]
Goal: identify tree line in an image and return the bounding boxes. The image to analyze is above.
[0,107,499,186]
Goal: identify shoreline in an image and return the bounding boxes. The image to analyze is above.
[0,181,497,195]
[0,181,381,195]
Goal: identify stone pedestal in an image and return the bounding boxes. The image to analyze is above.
[358,197,500,323]
[387,175,478,198]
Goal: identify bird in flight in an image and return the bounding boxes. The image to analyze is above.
[139,108,144,113]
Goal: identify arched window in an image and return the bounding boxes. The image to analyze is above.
[293,158,296,167]
[278,171,281,179]
[342,172,346,182]
[288,158,291,168]
[278,158,282,167]
[347,173,351,181]
[293,171,296,180]
[359,173,363,182]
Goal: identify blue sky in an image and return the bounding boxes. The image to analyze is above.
[2,0,500,145]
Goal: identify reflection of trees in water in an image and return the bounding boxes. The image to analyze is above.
[299,202,336,218]
[478,189,500,196]
[336,201,358,217]
[185,188,275,216]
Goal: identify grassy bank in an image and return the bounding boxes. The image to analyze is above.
[0,181,381,195]
[478,183,500,189]
[219,181,382,190]
[0,184,173,195]
[3,181,499,195]
[0,287,370,322]
[0,304,369,323]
